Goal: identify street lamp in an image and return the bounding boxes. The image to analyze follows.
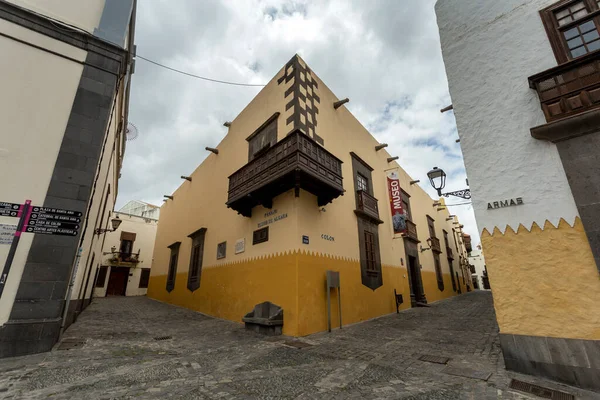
[427,167,471,200]
[95,215,122,235]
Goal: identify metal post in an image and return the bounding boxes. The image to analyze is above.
[327,286,331,332]
[0,200,30,299]
[337,286,342,329]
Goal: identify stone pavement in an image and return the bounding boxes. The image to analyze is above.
[0,292,597,399]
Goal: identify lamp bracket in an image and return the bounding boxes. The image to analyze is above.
[442,189,471,200]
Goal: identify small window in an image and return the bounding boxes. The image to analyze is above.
[364,231,377,276]
[166,242,180,292]
[247,114,278,161]
[187,228,206,292]
[96,266,108,287]
[541,0,600,62]
[427,216,436,238]
[217,241,226,259]
[357,173,369,193]
[401,190,412,221]
[139,269,150,288]
[253,227,269,245]
[443,230,450,248]
[434,253,444,291]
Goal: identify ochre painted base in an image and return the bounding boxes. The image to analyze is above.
[482,218,600,340]
[147,250,463,336]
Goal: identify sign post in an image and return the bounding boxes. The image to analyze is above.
[0,200,31,299]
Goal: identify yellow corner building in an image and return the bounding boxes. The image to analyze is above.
[148,55,472,336]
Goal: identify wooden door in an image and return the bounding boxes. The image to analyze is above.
[106,268,129,296]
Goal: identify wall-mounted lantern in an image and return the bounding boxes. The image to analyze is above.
[427,167,471,199]
[95,215,122,235]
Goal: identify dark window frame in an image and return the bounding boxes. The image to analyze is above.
[426,215,436,238]
[433,253,445,291]
[139,268,150,289]
[443,230,450,249]
[95,266,108,288]
[166,242,181,292]
[253,227,269,245]
[401,190,412,221]
[540,0,600,63]
[217,241,227,259]
[187,228,206,292]
[364,230,377,276]
[246,113,279,161]
[356,173,369,193]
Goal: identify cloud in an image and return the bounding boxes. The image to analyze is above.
[120,0,480,245]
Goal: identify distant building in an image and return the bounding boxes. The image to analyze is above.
[468,246,489,290]
[0,0,136,357]
[93,202,158,298]
[148,55,472,337]
[437,0,600,390]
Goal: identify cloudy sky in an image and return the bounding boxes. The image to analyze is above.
[119,0,479,245]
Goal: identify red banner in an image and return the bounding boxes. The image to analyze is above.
[387,170,406,234]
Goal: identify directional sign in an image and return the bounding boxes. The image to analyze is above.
[24,226,78,236]
[30,206,82,217]
[26,220,79,229]
[0,202,21,218]
[29,213,81,223]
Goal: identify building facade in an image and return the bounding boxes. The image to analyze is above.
[437,0,600,389]
[468,246,489,290]
[0,0,136,357]
[119,200,160,220]
[148,55,472,337]
[93,203,158,297]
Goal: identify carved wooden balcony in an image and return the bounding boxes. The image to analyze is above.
[529,51,600,133]
[446,246,454,260]
[430,236,442,254]
[354,190,383,224]
[107,251,140,265]
[402,220,419,243]
[227,129,344,217]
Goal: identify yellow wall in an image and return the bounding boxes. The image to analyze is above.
[148,55,471,336]
[482,218,600,340]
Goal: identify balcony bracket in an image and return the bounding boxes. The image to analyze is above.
[353,209,383,225]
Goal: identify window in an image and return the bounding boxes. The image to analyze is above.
[253,227,269,245]
[452,229,459,251]
[357,173,368,192]
[401,190,412,221]
[427,216,436,238]
[139,269,150,288]
[541,0,600,62]
[166,242,180,292]
[217,241,226,259]
[443,230,450,249]
[187,228,206,292]
[95,266,108,287]
[364,231,377,276]
[434,253,444,291]
[247,113,278,161]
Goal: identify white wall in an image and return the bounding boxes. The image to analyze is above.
[0,19,85,325]
[5,0,105,34]
[436,0,579,234]
[93,212,157,297]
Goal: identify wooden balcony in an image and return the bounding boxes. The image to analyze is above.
[446,246,454,260]
[402,220,419,243]
[227,129,344,217]
[107,251,140,266]
[354,190,383,224]
[529,51,600,124]
[430,236,442,254]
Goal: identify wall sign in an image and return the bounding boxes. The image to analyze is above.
[302,235,309,244]
[0,224,16,245]
[0,202,21,217]
[321,234,334,242]
[257,209,288,228]
[235,238,245,254]
[387,169,407,234]
[487,197,524,210]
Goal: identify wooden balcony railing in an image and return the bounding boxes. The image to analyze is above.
[354,190,383,224]
[529,51,600,123]
[402,220,419,242]
[107,251,140,265]
[227,129,344,217]
[446,246,454,260]
[430,236,442,254]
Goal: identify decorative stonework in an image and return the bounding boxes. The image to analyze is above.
[278,55,323,145]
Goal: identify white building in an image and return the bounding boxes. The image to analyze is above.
[93,204,158,298]
[468,246,489,290]
[119,200,160,220]
[437,0,600,390]
[0,0,136,357]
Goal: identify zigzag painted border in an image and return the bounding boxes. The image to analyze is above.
[482,216,581,237]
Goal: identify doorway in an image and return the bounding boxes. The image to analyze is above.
[407,255,426,306]
[106,267,129,296]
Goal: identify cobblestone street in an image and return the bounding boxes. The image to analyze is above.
[0,292,596,399]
